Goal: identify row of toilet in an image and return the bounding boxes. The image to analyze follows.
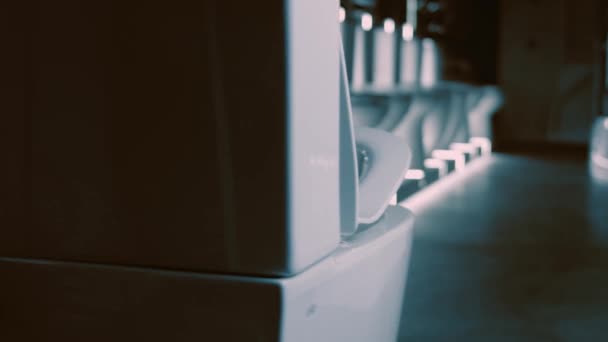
[341,7,504,201]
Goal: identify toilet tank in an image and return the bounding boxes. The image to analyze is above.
[0,0,340,277]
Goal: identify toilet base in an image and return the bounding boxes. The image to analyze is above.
[0,206,414,342]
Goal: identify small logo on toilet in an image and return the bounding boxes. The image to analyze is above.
[309,155,338,172]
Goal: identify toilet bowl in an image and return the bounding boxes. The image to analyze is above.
[414,37,500,166]
[425,86,500,162]
[420,81,502,172]
[422,82,473,152]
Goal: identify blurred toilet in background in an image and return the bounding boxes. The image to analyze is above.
[339,1,504,203]
[341,12,442,194]
[468,85,504,141]
[590,116,608,182]
[342,11,388,127]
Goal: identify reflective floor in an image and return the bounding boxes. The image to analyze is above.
[399,153,608,341]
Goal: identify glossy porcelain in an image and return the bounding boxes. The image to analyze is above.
[388,89,447,170]
[400,38,422,85]
[422,82,473,153]
[344,19,393,127]
[339,38,412,234]
[281,206,414,342]
[342,12,369,91]
[355,127,411,224]
[468,85,504,140]
[283,0,341,276]
[372,24,398,89]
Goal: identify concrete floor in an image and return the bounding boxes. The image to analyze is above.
[398,153,608,341]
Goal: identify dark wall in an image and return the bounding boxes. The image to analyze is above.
[497,0,605,145]
[0,0,289,275]
[433,0,500,84]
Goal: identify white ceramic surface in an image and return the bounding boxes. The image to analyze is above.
[281,205,414,342]
[339,39,413,235]
[468,85,504,140]
[355,127,411,224]
[422,82,473,153]
[372,26,398,89]
[281,0,342,275]
[155,205,413,342]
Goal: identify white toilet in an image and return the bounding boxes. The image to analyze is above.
[0,1,414,341]
[467,85,504,141]
[180,29,416,341]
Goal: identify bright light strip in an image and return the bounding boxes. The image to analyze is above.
[383,18,395,34]
[432,149,466,172]
[402,23,414,41]
[470,137,492,156]
[424,158,448,177]
[389,194,398,205]
[401,156,494,214]
[405,169,425,180]
[339,7,346,23]
[361,13,373,31]
[450,142,478,157]
[604,117,608,130]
